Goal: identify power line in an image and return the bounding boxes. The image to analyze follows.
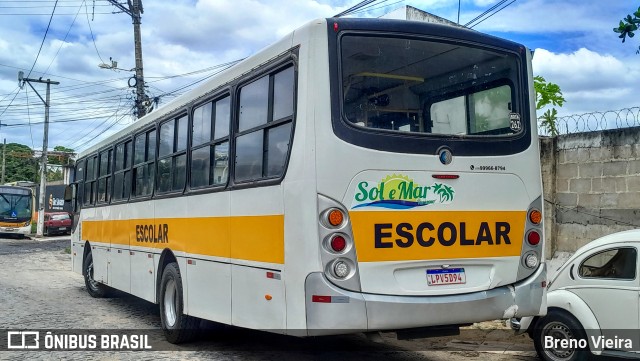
[84,0,107,65]
[349,0,401,15]
[464,0,515,28]
[468,0,516,29]
[25,0,59,79]
[42,0,85,77]
[334,0,378,17]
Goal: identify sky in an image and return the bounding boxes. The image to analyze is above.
[0,0,638,153]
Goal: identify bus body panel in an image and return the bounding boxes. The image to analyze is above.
[107,203,131,293]
[343,170,530,295]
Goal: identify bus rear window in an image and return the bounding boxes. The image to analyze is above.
[341,35,522,137]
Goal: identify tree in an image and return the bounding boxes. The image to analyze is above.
[47,145,75,182]
[3,143,37,184]
[614,6,640,54]
[534,75,566,136]
[48,145,75,165]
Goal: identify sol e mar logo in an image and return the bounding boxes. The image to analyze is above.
[352,174,455,210]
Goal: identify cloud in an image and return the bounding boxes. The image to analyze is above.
[1,0,639,152]
[532,48,640,115]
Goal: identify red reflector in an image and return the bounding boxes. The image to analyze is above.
[432,174,459,179]
[266,272,275,279]
[312,295,331,303]
[527,231,541,245]
[330,235,346,252]
[333,22,339,32]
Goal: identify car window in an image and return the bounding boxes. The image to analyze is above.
[51,214,70,221]
[579,247,637,280]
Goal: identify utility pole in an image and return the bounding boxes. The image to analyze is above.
[18,72,59,237]
[1,139,5,184]
[106,0,148,118]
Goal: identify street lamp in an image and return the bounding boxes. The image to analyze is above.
[98,58,134,72]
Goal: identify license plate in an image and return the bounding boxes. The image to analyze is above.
[4,228,15,232]
[427,268,466,286]
[59,227,67,230]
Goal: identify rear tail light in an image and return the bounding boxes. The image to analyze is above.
[524,253,539,269]
[333,260,350,278]
[324,208,344,228]
[518,197,544,280]
[527,230,541,246]
[528,209,542,225]
[330,235,347,252]
[317,194,361,291]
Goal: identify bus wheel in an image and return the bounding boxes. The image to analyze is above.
[83,251,109,298]
[159,262,198,344]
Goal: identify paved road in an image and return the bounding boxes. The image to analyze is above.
[0,236,538,360]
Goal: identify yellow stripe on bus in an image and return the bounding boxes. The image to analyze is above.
[349,210,526,262]
[82,215,284,264]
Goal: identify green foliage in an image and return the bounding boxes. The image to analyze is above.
[540,109,559,137]
[49,145,75,165]
[4,143,37,184]
[533,76,565,110]
[614,6,640,53]
[533,76,565,136]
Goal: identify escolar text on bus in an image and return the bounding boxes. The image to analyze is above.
[374,221,511,248]
[135,224,169,243]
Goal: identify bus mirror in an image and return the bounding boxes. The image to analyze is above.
[64,185,74,202]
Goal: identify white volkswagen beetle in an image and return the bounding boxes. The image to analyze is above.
[511,230,640,361]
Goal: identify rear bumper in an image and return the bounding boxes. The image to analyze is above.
[305,262,546,336]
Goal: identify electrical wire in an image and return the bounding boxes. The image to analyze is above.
[334,0,379,17]
[84,0,106,65]
[25,0,59,79]
[349,0,400,15]
[468,0,516,28]
[41,0,86,77]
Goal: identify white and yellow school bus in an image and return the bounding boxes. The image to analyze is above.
[68,17,546,343]
[0,185,34,237]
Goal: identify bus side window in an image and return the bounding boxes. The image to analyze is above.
[158,115,188,193]
[191,95,231,189]
[97,149,112,203]
[84,156,97,206]
[133,129,156,197]
[234,65,295,183]
[113,140,132,201]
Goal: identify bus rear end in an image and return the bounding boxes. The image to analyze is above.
[305,18,546,334]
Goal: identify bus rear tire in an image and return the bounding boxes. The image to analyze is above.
[83,251,109,298]
[159,262,199,344]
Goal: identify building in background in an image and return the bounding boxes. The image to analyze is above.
[379,5,465,28]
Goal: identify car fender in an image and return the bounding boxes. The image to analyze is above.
[547,289,603,355]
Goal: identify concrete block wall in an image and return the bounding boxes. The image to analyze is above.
[540,127,640,256]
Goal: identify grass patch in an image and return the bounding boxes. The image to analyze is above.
[64,247,71,254]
